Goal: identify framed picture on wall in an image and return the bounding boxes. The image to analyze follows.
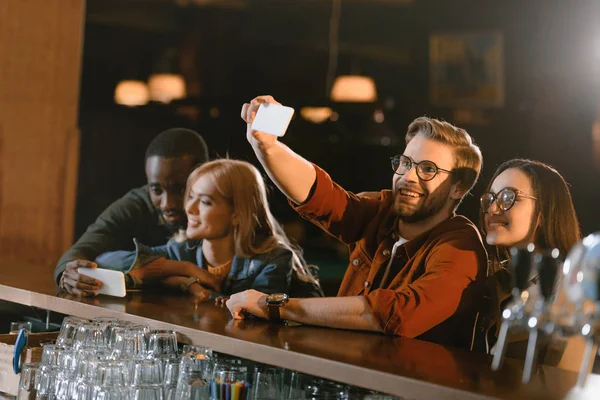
[429,31,504,108]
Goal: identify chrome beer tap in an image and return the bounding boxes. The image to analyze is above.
[521,249,561,383]
[491,244,536,371]
[560,233,600,387]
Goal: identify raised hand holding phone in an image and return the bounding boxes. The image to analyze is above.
[242,95,294,152]
[251,103,294,137]
[241,94,316,205]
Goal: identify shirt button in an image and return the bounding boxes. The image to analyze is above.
[352,259,360,266]
[383,249,391,256]
[364,281,370,288]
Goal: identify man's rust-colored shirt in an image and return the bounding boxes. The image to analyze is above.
[292,165,487,349]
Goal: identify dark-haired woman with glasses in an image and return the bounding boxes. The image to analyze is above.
[479,158,583,369]
[480,158,580,271]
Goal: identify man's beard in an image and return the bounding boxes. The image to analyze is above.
[160,212,186,233]
[393,183,451,223]
[165,220,184,233]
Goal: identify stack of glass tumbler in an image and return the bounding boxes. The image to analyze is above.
[17,316,401,400]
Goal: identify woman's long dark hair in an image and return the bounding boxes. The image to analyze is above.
[480,159,581,273]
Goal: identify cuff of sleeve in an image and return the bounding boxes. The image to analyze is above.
[287,164,330,214]
[125,273,143,289]
[365,290,401,335]
[128,238,162,273]
[128,257,166,288]
[55,269,65,286]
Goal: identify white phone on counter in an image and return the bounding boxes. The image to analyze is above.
[250,103,295,137]
[78,267,126,298]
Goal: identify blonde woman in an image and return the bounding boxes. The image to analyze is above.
[95,159,323,299]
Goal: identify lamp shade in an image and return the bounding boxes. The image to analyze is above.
[300,107,333,124]
[330,75,377,102]
[148,73,186,103]
[114,80,150,107]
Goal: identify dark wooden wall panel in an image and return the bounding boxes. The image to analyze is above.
[0,0,84,270]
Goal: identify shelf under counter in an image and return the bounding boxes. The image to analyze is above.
[1,260,598,400]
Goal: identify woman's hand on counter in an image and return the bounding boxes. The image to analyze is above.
[59,260,102,297]
[184,264,223,293]
[161,276,212,301]
[129,259,222,293]
[188,283,211,300]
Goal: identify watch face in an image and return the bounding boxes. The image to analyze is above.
[268,293,289,304]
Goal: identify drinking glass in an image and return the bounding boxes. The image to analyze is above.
[127,325,151,335]
[131,359,164,386]
[162,357,180,400]
[180,352,212,377]
[10,321,32,334]
[72,350,112,396]
[210,362,249,400]
[147,330,177,359]
[57,317,88,348]
[181,345,212,359]
[71,381,93,400]
[175,353,212,400]
[110,329,147,360]
[73,323,109,350]
[92,317,120,325]
[17,362,39,400]
[305,379,349,399]
[35,364,59,399]
[55,371,74,400]
[130,386,164,400]
[108,326,128,348]
[40,345,72,368]
[288,373,349,400]
[106,321,135,346]
[251,366,284,400]
[163,357,180,387]
[90,386,130,400]
[92,360,130,387]
[163,386,177,400]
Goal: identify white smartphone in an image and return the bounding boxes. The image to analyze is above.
[250,103,295,137]
[78,268,126,298]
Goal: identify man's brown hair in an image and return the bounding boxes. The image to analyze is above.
[406,117,483,200]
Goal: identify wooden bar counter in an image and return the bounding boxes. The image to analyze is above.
[1,261,598,400]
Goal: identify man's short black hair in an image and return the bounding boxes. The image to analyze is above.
[145,128,209,165]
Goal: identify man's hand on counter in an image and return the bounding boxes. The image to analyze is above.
[226,290,382,333]
[226,289,269,320]
[59,260,103,297]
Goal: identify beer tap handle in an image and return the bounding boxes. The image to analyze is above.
[577,338,595,387]
[491,320,511,371]
[522,323,539,383]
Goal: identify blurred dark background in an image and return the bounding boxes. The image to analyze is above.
[76,0,600,295]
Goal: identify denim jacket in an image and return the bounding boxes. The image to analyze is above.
[95,239,293,297]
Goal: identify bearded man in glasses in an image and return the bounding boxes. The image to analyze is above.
[226,95,487,349]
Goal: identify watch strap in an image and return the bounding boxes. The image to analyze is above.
[268,304,282,321]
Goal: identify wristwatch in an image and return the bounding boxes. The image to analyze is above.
[180,276,200,293]
[266,293,289,321]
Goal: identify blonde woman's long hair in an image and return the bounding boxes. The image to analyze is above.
[177,159,318,285]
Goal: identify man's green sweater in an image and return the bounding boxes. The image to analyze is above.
[54,185,175,283]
